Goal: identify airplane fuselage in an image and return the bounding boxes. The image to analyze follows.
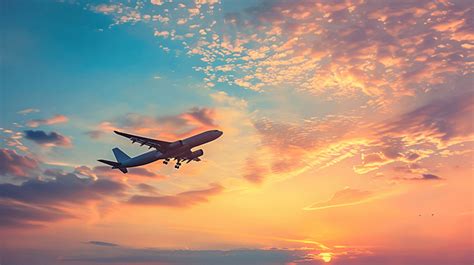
[119,130,222,168]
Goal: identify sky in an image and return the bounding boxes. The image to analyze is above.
[0,0,473,264]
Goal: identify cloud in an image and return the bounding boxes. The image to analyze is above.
[242,157,267,184]
[0,199,72,228]
[246,115,364,183]
[86,241,119,247]
[9,245,474,265]
[379,92,474,144]
[61,248,315,265]
[128,183,223,207]
[304,187,375,211]
[0,148,39,178]
[0,167,128,228]
[96,0,471,109]
[91,107,218,141]
[136,183,158,194]
[23,130,72,147]
[396,173,443,181]
[86,0,472,185]
[150,0,164,6]
[84,130,103,139]
[17,108,40,115]
[92,166,165,179]
[26,114,69,128]
[91,4,123,14]
[0,172,126,206]
[421,173,442,180]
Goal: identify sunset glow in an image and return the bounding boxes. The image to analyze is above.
[1,0,473,264]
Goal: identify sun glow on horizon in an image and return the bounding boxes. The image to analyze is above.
[319,252,333,263]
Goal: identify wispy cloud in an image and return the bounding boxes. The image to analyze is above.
[26,114,69,128]
[0,199,73,228]
[128,183,223,208]
[17,108,40,115]
[86,241,119,247]
[304,187,377,211]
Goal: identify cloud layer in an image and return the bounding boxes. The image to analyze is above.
[0,148,38,178]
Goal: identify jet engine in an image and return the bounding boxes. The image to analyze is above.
[187,149,204,160]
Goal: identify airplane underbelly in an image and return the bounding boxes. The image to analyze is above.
[123,150,161,167]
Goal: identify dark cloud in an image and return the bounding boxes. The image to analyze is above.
[128,184,223,207]
[421,173,442,180]
[23,130,72,147]
[394,173,443,181]
[86,241,119,247]
[5,246,474,265]
[0,172,126,205]
[0,199,72,228]
[0,168,126,228]
[0,148,39,178]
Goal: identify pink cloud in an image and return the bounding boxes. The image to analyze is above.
[26,114,69,128]
[0,148,39,178]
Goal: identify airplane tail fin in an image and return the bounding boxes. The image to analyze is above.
[97,159,128,174]
[112,147,131,163]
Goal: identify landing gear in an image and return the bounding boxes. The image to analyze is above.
[163,158,170,165]
[174,160,182,169]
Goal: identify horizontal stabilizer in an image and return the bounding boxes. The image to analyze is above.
[98,159,119,167]
[97,159,128,174]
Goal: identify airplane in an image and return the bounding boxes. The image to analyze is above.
[98,129,223,173]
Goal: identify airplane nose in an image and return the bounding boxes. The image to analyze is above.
[216,130,223,137]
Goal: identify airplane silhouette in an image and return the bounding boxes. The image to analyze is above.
[99,130,223,173]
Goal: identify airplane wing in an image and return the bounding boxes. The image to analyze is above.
[114,131,171,152]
